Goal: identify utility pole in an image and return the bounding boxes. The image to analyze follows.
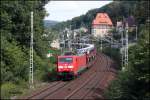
[68,25,72,51]
[100,34,102,52]
[63,34,65,51]
[59,31,63,53]
[77,32,80,49]
[29,11,34,88]
[121,21,129,71]
[121,26,124,68]
[135,25,138,41]
[110,33,113,58]
[125,23,128,67]
[79,32,81,49]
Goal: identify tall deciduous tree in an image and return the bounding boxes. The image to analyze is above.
[1,0,49,83]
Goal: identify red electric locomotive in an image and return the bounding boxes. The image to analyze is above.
[57,44,96,79]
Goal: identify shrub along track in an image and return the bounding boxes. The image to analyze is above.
[21,53,117,99]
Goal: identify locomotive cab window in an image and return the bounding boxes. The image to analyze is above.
[59,57,73,63]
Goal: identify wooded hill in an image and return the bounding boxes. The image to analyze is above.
[52,1,149,32]
[44,20,59,28]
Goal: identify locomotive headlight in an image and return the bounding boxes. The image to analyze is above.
[68,66,73,68]
[58,66,63,68]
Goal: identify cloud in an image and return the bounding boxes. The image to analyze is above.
[44,1,112,21]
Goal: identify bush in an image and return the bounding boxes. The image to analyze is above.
[33,52,48,82]
[46,64,57,81]
[1,82,22,99]
[102,47,121,69]
[1,39,29,83]
[104,24,150,99]
[104,71,135,99]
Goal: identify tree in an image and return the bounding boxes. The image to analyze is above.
[105,23,149,99]
[0,0,49,88]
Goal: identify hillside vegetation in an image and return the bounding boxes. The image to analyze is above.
[105,22,149,99]
[103,1,150,99]
[44,20,58,28]
[52,1,149,32]
[1,0,50,98]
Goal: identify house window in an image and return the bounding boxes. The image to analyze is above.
[106,25,108,29]
[94,29,96,34]
[92,29,96,34]
[92,29,94,34]
[99,25,102,29]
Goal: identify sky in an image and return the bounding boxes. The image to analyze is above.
[44,1,113,22]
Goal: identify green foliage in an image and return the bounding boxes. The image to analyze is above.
[46,63,58,81]
[47,48,60,63]
[128,24,149,98]
[33,52,48,81]
[105,23,150,99]
[101,45,121,69]
[1,0,50,99]
[45,49,61,81]
[48,56,56,64]
[105,71,133,99]
[1,82,21,99]
[1,39,28,83]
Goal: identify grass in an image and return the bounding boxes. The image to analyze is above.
[1,82,24,99]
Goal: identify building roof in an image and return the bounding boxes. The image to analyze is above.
[92,13,113,26]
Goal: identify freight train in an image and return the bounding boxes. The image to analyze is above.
[57,44,97,79]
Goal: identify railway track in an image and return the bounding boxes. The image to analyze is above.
[65,53,110,99]
[64,53,104,99]
[21,53,117,99]
[81,54,109,99]
[43,53,102,99]
[84,54,114,99]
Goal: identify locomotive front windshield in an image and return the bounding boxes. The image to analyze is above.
[59,57,73,63]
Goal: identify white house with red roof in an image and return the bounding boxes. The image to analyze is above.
[92,13,113,37]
